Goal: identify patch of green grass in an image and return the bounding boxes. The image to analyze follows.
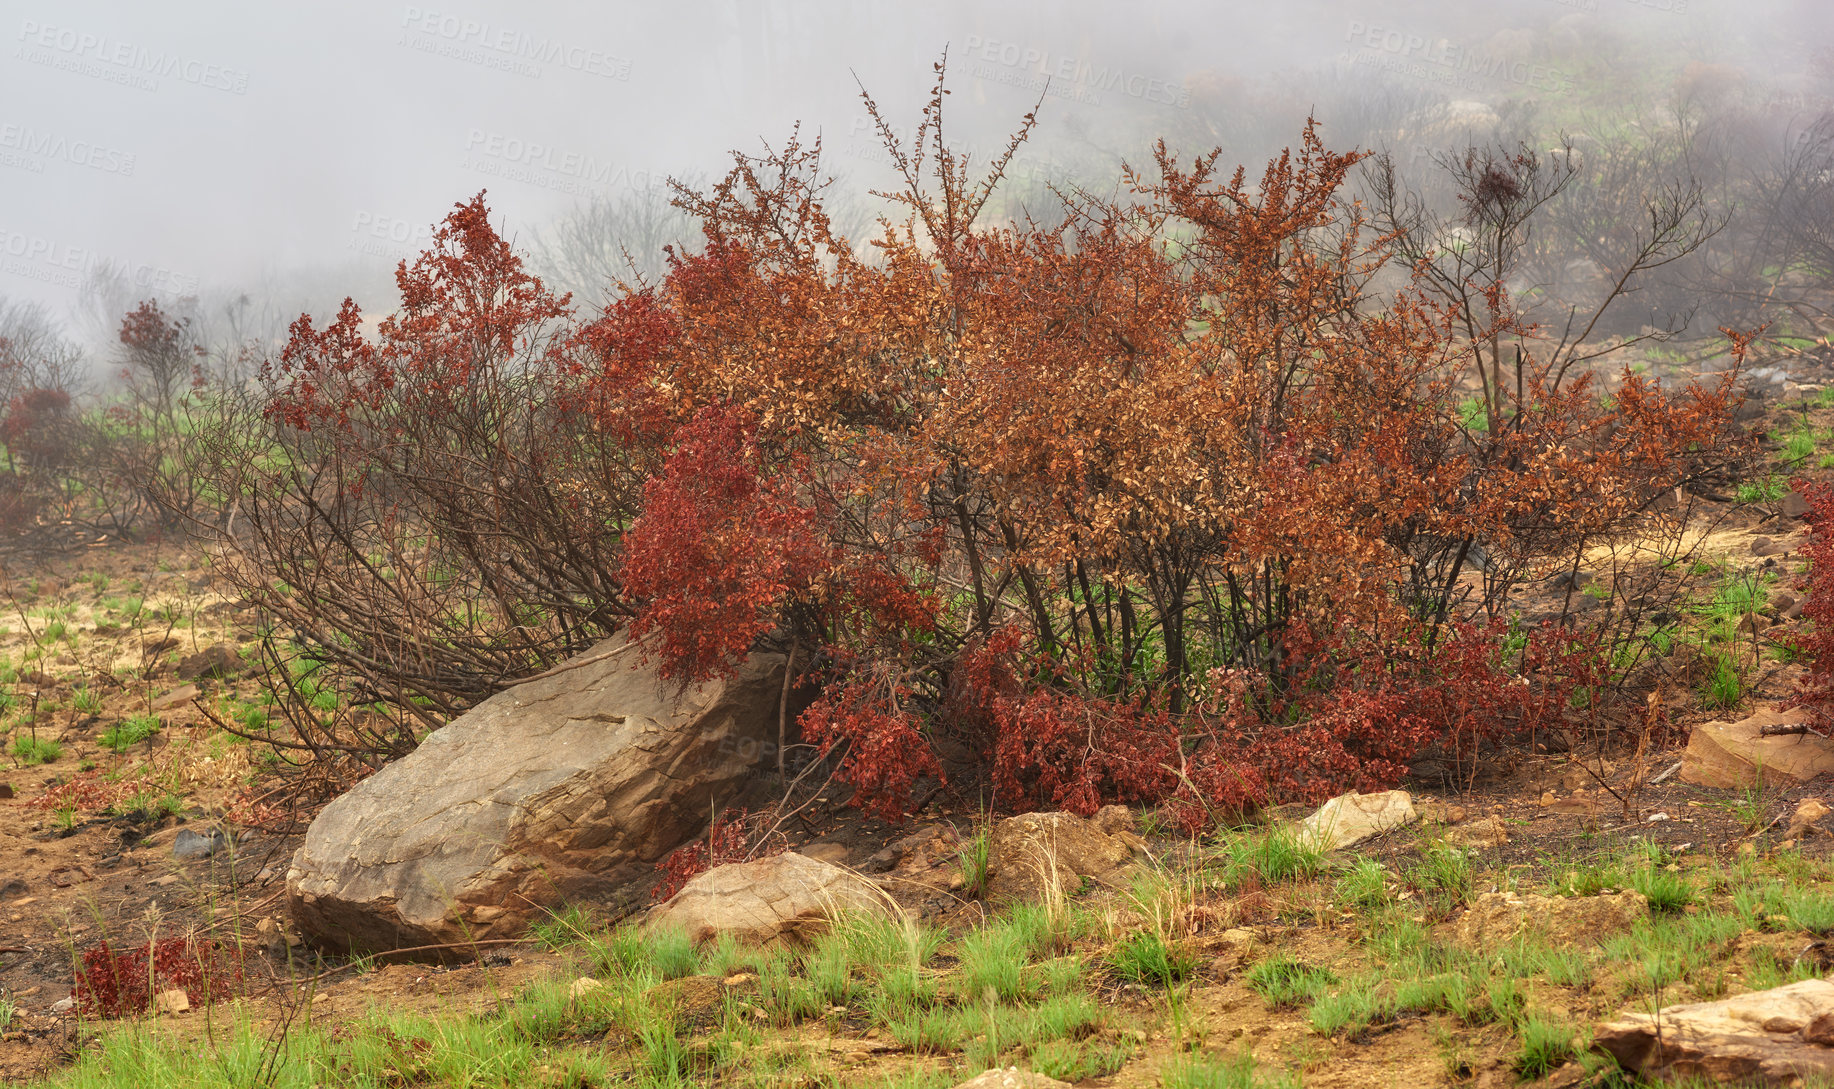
[1308,973,1386,1037]
[1162,1049,1303,1089]
[1408,844,1475,911]
[1245,954,1335,1009]
[1628,865,1696,914]
[1514,1012,1579,1078]
[98,714,160,753]
[1548,855,1626,897]
[1393,968,1486,1022]
[1697,650,1745,710]
[959,919,1032,1003]
[958,823,993,898]
[1027,1036,1132,1081]
[1334,857,1391,910]
[1219,823,1327,889]
[1784,889,1834,936]
[1107,931,1197,988]
[11,734,60,764]
[72,685,102,714]
[1737,475,1787,505]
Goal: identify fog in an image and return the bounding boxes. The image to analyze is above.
[2,0,1829,350]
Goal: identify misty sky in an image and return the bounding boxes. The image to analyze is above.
[2,0,1827,343]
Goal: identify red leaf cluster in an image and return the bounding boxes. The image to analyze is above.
[73,936,245,1019]
[1786,479,1834,727]
[650,807,785,900]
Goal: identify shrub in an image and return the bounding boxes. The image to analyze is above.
[1786,478,1834,728]
[73,936,245,1019]
[217,62,1748,827]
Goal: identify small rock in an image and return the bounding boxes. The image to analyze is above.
[0,782,14,799]
[1294,790,1417,851]
[1783,486,1814,519]
[173,829,228,860]
[797,842,850,866]
[568,977,604,999]
[986,811,1143,903]
[176,643,242,682]
[1752,536,1788,557]
[1772,591,1799,614]
[1090,804,1138,837]
[48,866,92,888]
[0,877,25,898]
[949,1069,1073,1089]
[1786,798,1831,840]
[643,974,729,1026]
[152,684,201,712]
[646,852,890,946]
[1646,812,1671,823]
[49,997,74,1014]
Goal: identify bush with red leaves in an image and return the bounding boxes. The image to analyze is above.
[73,935,245,1019]
[1785,479,1834,730]
[651,807,786,901]
[0,387,73,472]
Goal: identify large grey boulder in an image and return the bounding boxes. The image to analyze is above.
[287,636,785,958]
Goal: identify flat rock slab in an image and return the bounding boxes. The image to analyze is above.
[287,636,784,958]
[1295,790,1417,852]
[986,808,1144,904]
[1456,891,1648,949]
[1681,707,1834,789]
[645,851,888,946]
[1595,979,1834,1085]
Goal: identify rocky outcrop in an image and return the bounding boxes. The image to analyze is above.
[1680,706,1834,789]
[1594,980,1834,1085]
[1455,890,1648,949]
[985,807,1145,904]
[287,636,785,958]
[1294,790,1418,852]
[645,851,889,946]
